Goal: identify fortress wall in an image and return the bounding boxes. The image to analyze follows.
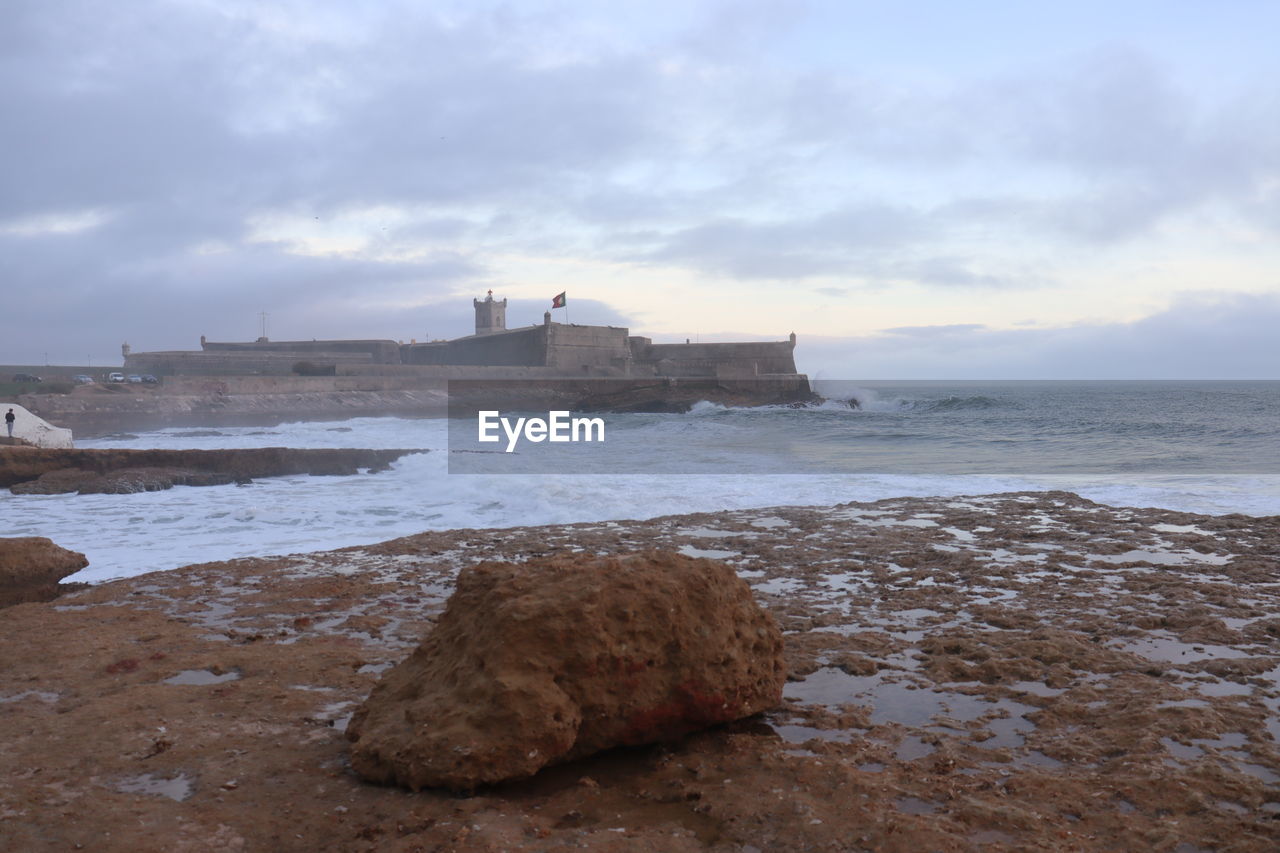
[634,340,798,377]
[124,325,801,383]
[123,362,636,392]
[125,351,374,376]
[340,364,625,380]
[545,324,631,372]
[401,326,546,367]
[202,340,402,364]
[158,374,438,394]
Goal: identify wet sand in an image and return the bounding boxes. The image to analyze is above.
[1,491,1277,850]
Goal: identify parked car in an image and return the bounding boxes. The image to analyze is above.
[107,372,125,383]
[11,373,41,383]
[72,374,94,384]
[140,374,159,384]
[127,374,143,384]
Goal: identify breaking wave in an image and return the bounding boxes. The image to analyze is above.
[814,388,1008,414]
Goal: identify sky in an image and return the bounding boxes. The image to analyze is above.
[2,0,1278,378]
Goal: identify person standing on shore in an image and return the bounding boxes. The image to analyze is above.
[4,409,14,438]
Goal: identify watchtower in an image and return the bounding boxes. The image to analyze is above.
[473,290,507,335]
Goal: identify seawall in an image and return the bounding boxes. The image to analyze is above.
[14,373,814,436]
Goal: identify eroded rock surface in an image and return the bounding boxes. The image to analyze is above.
[346,551,785,789]
[0,493,1277,851]
[0,537,88,607]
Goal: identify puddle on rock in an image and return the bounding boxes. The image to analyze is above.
[0,690,60,704]
[1261,696,1280,741]
[164,669,241,686]
[1086,549,1229,566]
[676,545,740,560]
[1114,633,1250,664]
[115,773,194,802]
[895,735,935,761]
[755,578,805,596]
[770,723,859,746]
[895,796,939,815]
[1231,761,1279,784]
[786,668,1039,739]
[1152,523,1217,537]
[1009,681,1065,698]
[981,700,1038,749]
[1191,680,1252,697]
[317,700,357,733]
[676,527,756,540]
[1162,738,1205,759]
[1017,750,1064,769]
[970,829,1016,845]
[786,668,994,727]
[1193,732,1248,750]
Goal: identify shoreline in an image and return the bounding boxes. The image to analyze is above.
[2,492,1277,849]
[9,477,1280,587]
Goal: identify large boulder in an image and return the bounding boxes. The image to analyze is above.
[0,537,89,607]
[347,551,785,790]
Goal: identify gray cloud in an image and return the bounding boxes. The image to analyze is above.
[800,293,1280,379]
[636,204,933,279]
[1,1,1277,370]
[882,324,988,338]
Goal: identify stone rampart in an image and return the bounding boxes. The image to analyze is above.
[159,375,442,395]
[203,339,402,364]
[339,364,627,380]
[401,326,547,367]
[546,324,631,372]
[126,350,375,376]
[632,340,798,377]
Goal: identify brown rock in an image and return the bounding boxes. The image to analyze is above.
[9,466,237,495]
[0,537,89,607]
[346,550,785,790]
[0,446,423,492]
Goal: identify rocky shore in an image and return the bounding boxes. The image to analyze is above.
[0,446,424,494]
[1,492,1277,850]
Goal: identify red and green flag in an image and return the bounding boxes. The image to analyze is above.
[551,292,566,309]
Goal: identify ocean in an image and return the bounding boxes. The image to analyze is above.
[5,380,1278,584]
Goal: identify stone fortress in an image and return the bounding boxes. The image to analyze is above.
[124,293,804,383]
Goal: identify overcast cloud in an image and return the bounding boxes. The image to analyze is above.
[2,0,1278,376]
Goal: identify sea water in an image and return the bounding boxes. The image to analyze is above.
[3,380,1278,583]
